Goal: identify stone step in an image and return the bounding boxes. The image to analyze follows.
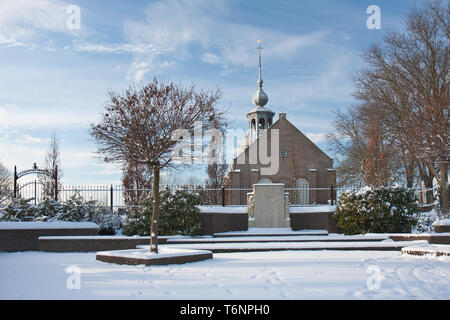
[402,244,450,257]
[388,233,450,244]
[139,240,428,253]
[213,228,328,238]
[168,235,388,244]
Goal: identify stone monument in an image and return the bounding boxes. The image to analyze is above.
[247,183,290,228]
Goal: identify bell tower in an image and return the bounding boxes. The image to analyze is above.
[247,40,274,143]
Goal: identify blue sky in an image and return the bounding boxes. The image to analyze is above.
[0,0,429,185]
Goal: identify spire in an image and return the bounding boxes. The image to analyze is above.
[252,40,268,107]
[257,39,263,88]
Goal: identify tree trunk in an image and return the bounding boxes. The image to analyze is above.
[150,165,160,253]
[438,160,448,217]
[418,161,434,204]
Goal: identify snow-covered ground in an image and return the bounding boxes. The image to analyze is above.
[1,249,449,300]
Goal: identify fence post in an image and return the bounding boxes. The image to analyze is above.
[330,185,334,206]
[110,185,114,213]
[54,165,58,201]
[222,186,225,207]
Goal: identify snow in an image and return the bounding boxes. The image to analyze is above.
[197,206,247,214]
[289,205,336,213]
[1,250,449,299]
[197,205,338,214]
[0,221,99,230]
[402,244,450,256]
[38,235,153,240]
[138,240,428,251]
[167,234,389,243]
[432,219,450,226]
[97,247,212,260]
[214,228,328,236]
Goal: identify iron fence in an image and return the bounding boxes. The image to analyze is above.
[0,183,438,211]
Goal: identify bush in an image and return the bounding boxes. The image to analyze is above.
[122,189,202,236]
[37,197,66,221]
[122,205,153,236]
[334,185,419,235]
[159,189,202,236]
[0,193,122,235]
[414,209,438,233]
[0,198,39,221]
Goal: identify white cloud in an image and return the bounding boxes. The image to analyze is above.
[0,0,71,47]
[17,134,48,144]
[202,52,222,65]
[72,41,161,55]
[305,132,328,143]
[0,104,91,129]
[121,0,326,80]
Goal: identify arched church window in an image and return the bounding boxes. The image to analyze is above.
[296,178,309,204]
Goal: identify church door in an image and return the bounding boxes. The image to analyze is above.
[296,178,309,204]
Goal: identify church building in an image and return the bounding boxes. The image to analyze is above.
[225,41,336,205]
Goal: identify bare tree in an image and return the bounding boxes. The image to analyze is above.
[353,0,449,213]
[40,133,63,199]
[327,105,402,186]
[90,77,225,253]
[0,161,11,204]
[122,162,152,207]
[205,162,228,204]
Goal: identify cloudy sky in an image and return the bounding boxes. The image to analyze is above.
[0,0,428,185]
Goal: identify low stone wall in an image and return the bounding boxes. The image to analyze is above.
[198,211,248,235]
[197,206,341,234]
[0,222,99,252]
[38,236,168,252]
[290,212,341,233]
[389,234,450,244]
[434,225,450,233]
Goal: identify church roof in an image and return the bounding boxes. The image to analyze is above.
[234,113,333,163]
[246,106,275,116]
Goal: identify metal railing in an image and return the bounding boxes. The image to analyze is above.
[0,183,438,211]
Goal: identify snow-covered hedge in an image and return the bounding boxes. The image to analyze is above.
[334,186,419,235]
[0,194,122,235]
[122,189,202,236]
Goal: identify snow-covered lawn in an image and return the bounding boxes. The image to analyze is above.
[1,249,449,300]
